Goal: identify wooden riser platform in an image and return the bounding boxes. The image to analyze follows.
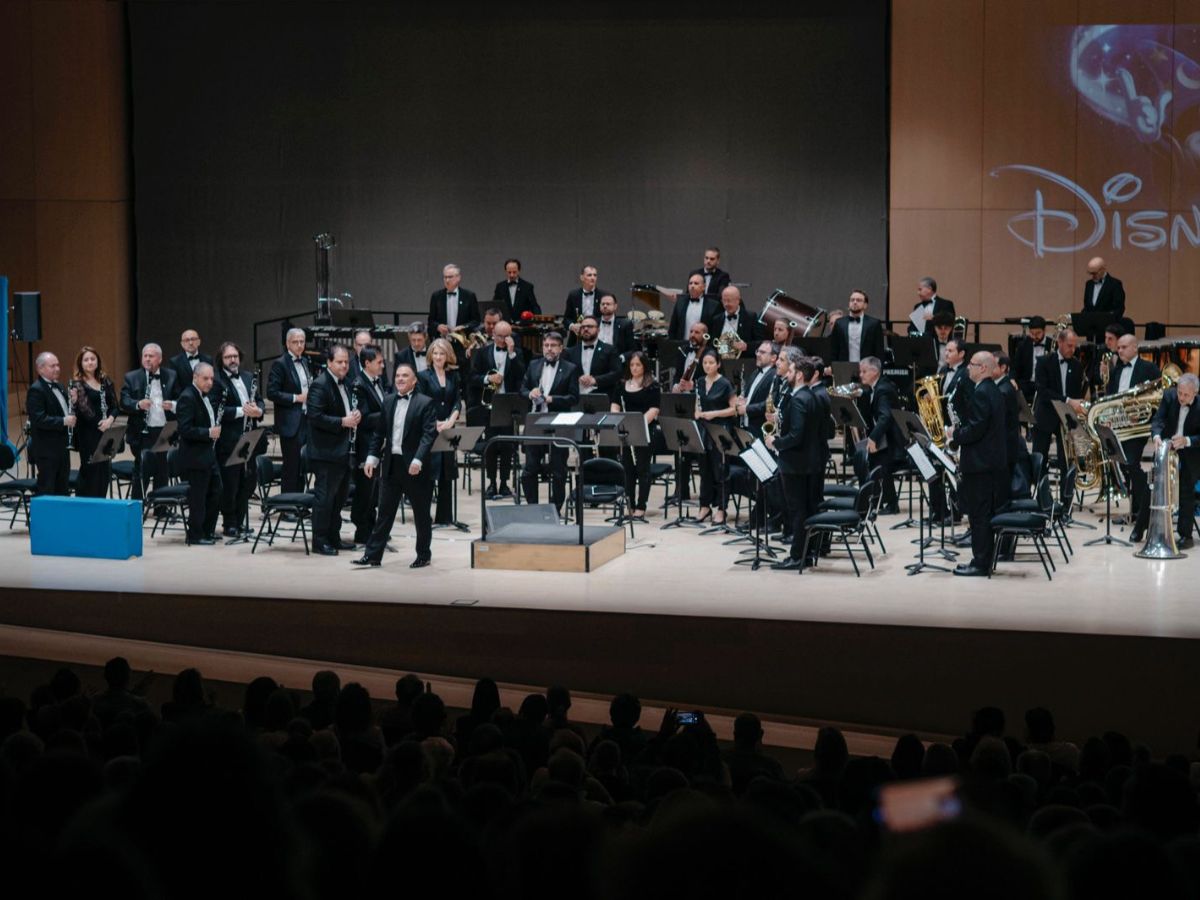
[472,523,625,572]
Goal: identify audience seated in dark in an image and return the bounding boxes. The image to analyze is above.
[299,669,342,732]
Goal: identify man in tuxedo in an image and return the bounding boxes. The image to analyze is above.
[669,273,719,341]
[735,341,780,438]
[350,345,390,543]
[596,294,635,359]
[908,277,956,336]
[470,320,526,497]
[520,332,580,511]
[393,325,430,375]
[564,316,620,400]
[947,352,1008,576]
[1081,256,1126,320]
[564,265,608,342]
[1149,373,1200,549]
[1032,328,1086,481]
[175,363,223,545]
[305,345,362,555]
[688,246,731,301]
[352,363,439,568]
[1089,323,1125,392]
[428,264,480,337]
[995,353,1031,501]
[347,329,374,384]
[1013,316,1050,403]
[266,328,313,493]
[26,352,76,496]
[168,329,213,388]
[492,258,541,321]
[767,352,824,570]
[705,285,758,358]
[215,342,264,537]
[670,321,710,393]
[942,338,973,426]
[1111,333,1162,542]
[856,356,905,513]
[120,343,179,500]
[829,289,886,363]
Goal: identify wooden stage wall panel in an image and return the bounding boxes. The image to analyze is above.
[3,587,1197,754]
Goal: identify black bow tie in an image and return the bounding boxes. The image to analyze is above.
[372,377,382,387]
[187,354,198,361]
[704,269,714,275]
[147,372,161,381]
[689,298,701,303]
[335,379,345,387]
[726,314,738,321]
[414,351,426,357]
[583,291,593,297]
[583,344,596,351]
[398,393,411,402]
[849,317,862,323]
[544,360,557,368]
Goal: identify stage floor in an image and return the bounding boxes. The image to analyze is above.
[0,481,1195,640]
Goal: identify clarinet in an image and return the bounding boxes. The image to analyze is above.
[66,380,77,448]
[142,372,152,435]
[99,379,109,421]
[243,370,259,433]
[348,380,359,464]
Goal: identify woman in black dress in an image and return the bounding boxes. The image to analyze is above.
[610,350,661,520]
[71,346,118,497]
[418,338,463,525]
[694,349,737,525]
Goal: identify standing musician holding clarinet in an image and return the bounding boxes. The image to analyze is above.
[215,342,264,537]
[306,344,362,556]
[350,345,390,544]
[176,363,224,545]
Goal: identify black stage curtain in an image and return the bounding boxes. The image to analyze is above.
[128,2,888,355]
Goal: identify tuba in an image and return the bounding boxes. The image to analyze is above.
[1082,364,1182,494]
[1134,438,1185,559]
[914,375,948,448]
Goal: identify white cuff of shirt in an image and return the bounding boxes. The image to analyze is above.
[411,459,423,471]
[366,455,379,467]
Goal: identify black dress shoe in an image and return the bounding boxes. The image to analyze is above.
[497,485,513,498]
[954,564,987,577]
[332,539,357,551]
[313,544,338,556]
[1179,536,1194,550]
[880,503,901,515]
[186,537,216,546]
[223,527,240,538]
[1129,528,1144,543]
[410,557,431,568]
[771,557,802,570]
[351,556,380,567]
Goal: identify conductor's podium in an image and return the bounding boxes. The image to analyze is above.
[30,496,143,560]
[472,523,625,573]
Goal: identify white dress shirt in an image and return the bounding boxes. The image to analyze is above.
[847,317,864,362]
[580,291,595,318]
[1118,362,1135,393]
[507,281,518,305]
[228,371,249,418]
[579,344,597,393]
[146,371,166,427]
[445,292,459,330]
[1175,403,1192,444]
[684,298,705,335]
[1091,278,1104,307]
[742,366,771,428]
[599,317,615,345]
[540,360,557,396]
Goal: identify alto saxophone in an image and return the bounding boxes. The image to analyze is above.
[762,391,778,437]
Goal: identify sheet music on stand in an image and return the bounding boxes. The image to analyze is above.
[551,412,584,425]
[740,439,779,482]
[906,442,937,482]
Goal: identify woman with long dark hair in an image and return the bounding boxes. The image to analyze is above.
[694,349,737,525]
[72,346,119,497]
[610,350,660,520]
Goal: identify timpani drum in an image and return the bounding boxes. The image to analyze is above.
[757,290,827,339]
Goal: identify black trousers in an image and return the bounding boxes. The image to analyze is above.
[184,462,222,541]
[33,452,70,497]
[697,444,727,509]
[484,424,515,486]
[522,446,569,511]
[960,468,1008,569]
[854,449,898,508]
[280,421,308,493]
[1031,428,1067,477]
[364,459,433,562]
[1179,452,1198,538]
[310,458,352,546]
[220,459,257,531]
[350,465,380,541]
[431,451,456,524]
[76,460,110,498]
[621,445,654,509]
[130,428,168,499]
[781,471,814,560]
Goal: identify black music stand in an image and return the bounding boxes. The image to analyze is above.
[88,424,127,468]
[830,362,860,388]
[1073,309,1115,343]
[1084,425,1132,547]
[659,392,697,419]
[699,421,740,535]
[893,410,958,559]
[658,416,705,529]
[432,425,487,532]
[576,394,611,413]
[828,393,868,482]
[148,420,178,453]
[734,439,780,569]
[221,428,269,545]
[1051,399,1097,529]
[901,435,953,575]
[491,394,531,503]
[889,336,936,375]
[596,412,649,525]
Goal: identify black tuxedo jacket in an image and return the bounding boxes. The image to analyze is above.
[668,296,720,341]
[1033,352,1086,433]
[688,266,731,300]
[596,317,636,358]
[995,377,1027,470]
[215,369,264,462]
[120,367,180,443]
[366,391,438,480]
[417,368,462,421]
[492,278,541,320]
[563,287,610,325]
[353,370,391,432]
[175,384,220,470]
[468,342,526,407]
[563,341,620,396]
[705,308,759,358]
[741,365,776,434]
[941,364,972,424]
[809,380,836,446]
[267,354,313,440]
[907,296,956,335]
[773,387,825,476]
[305,370,353,463]
[1150,388,1200,460]
[520,358,580,412]
[860,377,905,460]
[830,314,886,363]
[1081,275,1126,318]
[955,377,1007,474]
[1106,358,1160,395]
[1013,336,1052,396]
[168,351,213,390]
[428,288,480,335]
[393,346,430,376]
[27,379,72,461]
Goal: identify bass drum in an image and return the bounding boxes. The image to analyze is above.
[757,290,827,340]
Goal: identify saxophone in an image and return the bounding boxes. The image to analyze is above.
[762,391,778,437]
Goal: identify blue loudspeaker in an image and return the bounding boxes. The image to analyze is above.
[30,497,143,559]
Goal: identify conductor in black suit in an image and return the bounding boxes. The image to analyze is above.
[1031,328,1086,480]
[766,352,825,570]
[175,363,224,545]
[596,294,636,359]
[947,352,1008,576]
[492,258,541,321]
[120,343,180,500]
[352,364,439,569]
[1081,256,1126,321]
[520,332,580,512]
[855,357,905,513]
[214,342,265,537]
[167,329,213,389]
[349,345,390,543]
[829,289,887,363]
[669,273,720,341]
[1149,373,1200,549]
[428,263,480,338]
[688,246,731,301]
[266,328,314,493]
[26,352,76,497]
[1109,333,1160,541]
[908,276,956,336]
[705,285,758,358]
[305,344,362,556]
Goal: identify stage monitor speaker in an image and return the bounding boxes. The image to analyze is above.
[485,503,559,532]
[12,291,41,342]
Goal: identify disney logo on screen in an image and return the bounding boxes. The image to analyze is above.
[990,164,1200,257]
